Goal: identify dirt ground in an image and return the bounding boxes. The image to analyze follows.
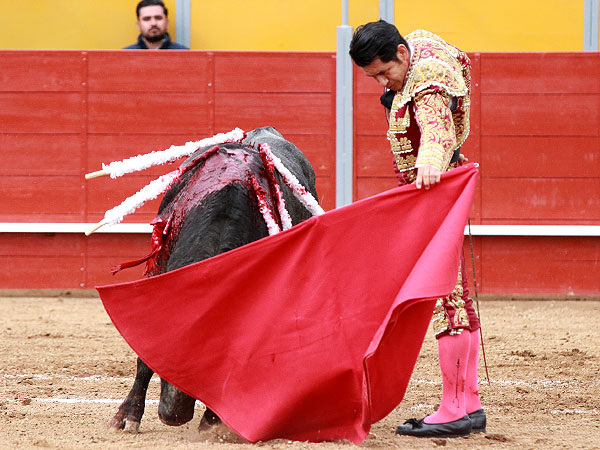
[1,293,599,450]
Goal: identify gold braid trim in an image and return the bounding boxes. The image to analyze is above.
[387,30,471,174]
[399,30,470,108]
[432,263,470,336]
[414,143,447,170]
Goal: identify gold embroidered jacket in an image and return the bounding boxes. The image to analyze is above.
[388,30,471,184]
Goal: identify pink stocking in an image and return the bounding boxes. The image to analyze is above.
[424,331,470,424]
[466,329,482,413]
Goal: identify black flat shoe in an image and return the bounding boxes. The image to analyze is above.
[395,415,472,438]
[468,408,486,433]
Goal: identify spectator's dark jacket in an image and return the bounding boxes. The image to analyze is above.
[124,33,188,49]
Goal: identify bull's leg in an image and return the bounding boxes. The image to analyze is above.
[198,407,222,431]
[157,379,196,426]
[108,357,153,433]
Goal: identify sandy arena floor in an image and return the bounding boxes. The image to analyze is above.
[1,294,599,450]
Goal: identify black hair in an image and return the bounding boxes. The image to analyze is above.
[349,20,409,67]
[136,0,168,18]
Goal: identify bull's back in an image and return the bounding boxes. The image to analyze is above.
[156,130,319,275]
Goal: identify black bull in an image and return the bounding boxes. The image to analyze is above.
[108,127,320,433]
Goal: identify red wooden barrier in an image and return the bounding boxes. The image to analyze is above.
[1,51,599,294]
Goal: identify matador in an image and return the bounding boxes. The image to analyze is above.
[350,21,486,438]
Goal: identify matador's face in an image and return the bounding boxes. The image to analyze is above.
[360,44,411,92]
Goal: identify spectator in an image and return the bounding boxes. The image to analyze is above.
[124,0,188,49]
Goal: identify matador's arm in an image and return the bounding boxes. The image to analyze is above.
[413,87,458,173]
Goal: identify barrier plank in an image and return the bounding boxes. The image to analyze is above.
[86,234,152,287]
[215,53,334,93]
[0,256,85,288]
[88,52,210,92]
[481,236,600,294]
[0,175,85,222]
[482,178,600,221]
[355,93,387,136]
[481,53,600,94]
[0,51,82,92]
[87,92,211,134]
[214,92,332,134]
[0,233,84,256]
[2,134,82,176]
[481,136,600,178]
[282,133,334,176]
[481,93,600,136]
[87,257,148,287]
[356,177,398,201]
[356,135,395,177]
[313,176,334,212]
[0,93,82,133]
[0,234,84,289]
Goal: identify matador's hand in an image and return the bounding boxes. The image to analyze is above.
[416,165,442,190]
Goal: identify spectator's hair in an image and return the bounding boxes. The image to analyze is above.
[349,20,409,67]
[136,0,168,18]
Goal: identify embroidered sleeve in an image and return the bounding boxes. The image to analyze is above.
[413,87,457,171]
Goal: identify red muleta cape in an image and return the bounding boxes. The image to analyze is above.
[97,163,478,443]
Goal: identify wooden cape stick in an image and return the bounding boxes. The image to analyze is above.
[85,169,108,179]
[85,221,105,236]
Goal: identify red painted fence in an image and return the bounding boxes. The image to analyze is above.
[1,51,599,294]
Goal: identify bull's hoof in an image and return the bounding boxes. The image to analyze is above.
[157,402,195,426]
[197,421,212,432]
[197,415,247,444]
[157,386,196,426]
[197,408,221,431]
[214,422,248,443]
[123,419,141,434]
[108,414,140,434]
